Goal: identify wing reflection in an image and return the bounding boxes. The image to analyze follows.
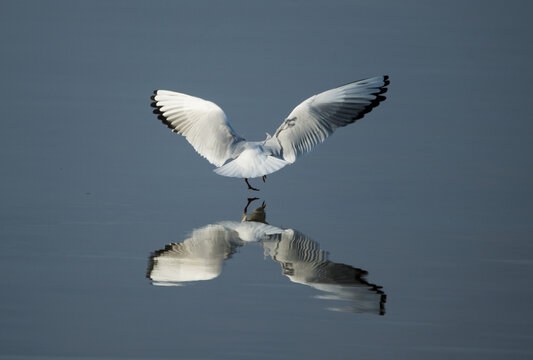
[147,198,386,314]
[147,224,244,286]
[262,230,386,315]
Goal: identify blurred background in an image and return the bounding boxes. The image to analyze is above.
[0,1,532,359]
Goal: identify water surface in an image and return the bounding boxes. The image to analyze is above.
[1,1,532,359]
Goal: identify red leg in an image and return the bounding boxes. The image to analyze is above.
[244,197,259,214]
[244,178,260,191]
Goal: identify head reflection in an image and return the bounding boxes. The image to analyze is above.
[147,198,386,315]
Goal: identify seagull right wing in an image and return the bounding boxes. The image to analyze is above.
[151,90,245,167]
[264,76,389,163]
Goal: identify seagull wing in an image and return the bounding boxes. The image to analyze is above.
[151,90,245,167]
[264,76,389,163]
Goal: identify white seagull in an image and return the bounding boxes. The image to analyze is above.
[151,75,389,190]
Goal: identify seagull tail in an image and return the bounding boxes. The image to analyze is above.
[214,155,290,178]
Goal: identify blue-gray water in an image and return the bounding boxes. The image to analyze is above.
[1,1,532,359]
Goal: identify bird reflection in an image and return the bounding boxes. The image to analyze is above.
[147,198,386,315]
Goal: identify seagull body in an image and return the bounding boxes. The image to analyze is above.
[151,76,389,189]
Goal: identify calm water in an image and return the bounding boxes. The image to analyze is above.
[1,1,532,359]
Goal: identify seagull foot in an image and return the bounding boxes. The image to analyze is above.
[244,197,260,214]
[262,175,267,183]
[244,178,260,191]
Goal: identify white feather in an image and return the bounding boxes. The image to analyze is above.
[214,145,290,178]
[264,76,389,163]
[152,76,388,178]
[153,91,245,167]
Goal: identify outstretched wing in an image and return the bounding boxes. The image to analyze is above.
[264,76,389,163]
[151,90,245,167]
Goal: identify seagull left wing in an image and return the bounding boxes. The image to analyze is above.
[151,90,245,167]
[264,76,389,163]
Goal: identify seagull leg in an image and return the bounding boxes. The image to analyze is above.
[243,197,259,215]
[244,178,260,191]
[262,175,267,183]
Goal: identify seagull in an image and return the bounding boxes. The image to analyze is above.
[151,75,389,190]
[146,198,386,314]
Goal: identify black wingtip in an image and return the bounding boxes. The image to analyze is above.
[375,95,386,103]
[149,90,176,131]
[149,92,175,131]
[351,94,387,121]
